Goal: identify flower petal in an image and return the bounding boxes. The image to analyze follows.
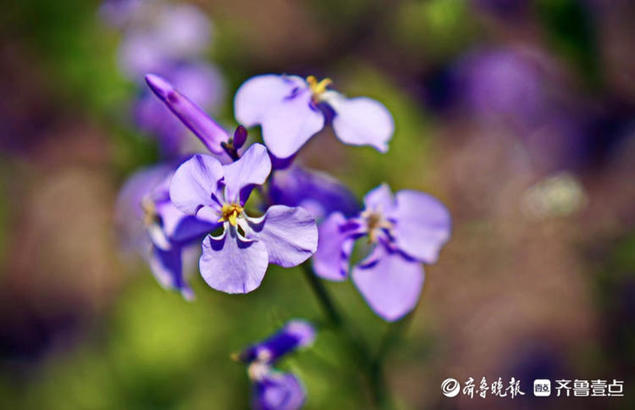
[155,4,211,59]
[253,371,305,410]
[148,246,194,300]
[283,320,316,348]
[260,92,325,159]
[223,143,271,204]
[328,94,393,153]
[199,227,268,294]
[163,205,218,244]
[234,74,305,126]
[363,183,395,213]
[115,164,172,253]
[268,165,360,219]
[352,245,424,321]
[145,74,230,155]
[390,190,451,263]
[246,205,317,268]
[312,212,354,281]
[169,154,224,215]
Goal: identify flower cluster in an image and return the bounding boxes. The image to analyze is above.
[119,66,452,311]
[115,10,452,402]
[236,320,315,410]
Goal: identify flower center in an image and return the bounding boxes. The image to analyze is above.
[246,349,273,381]
[361,210,392,243]
[306,75,332,101]
[219,203,244,227]
[247,361,270,381]
[141,197,160,227]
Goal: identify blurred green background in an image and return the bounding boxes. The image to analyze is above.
[0,0,634,409]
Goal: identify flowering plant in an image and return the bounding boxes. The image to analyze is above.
[117,66,451,408]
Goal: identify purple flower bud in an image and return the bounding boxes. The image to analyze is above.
[238,320,315,364]
[135,62,225,157]
[145,73,230,156]
[233,125,248,149]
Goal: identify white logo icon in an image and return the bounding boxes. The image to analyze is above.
[534,379,551,397]
[441,378,461,397]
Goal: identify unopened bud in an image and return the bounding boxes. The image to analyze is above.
[233,125,248,149]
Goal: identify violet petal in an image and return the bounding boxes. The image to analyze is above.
[246,205,317,268]
[328,94,393,153]
[390,190,451,263]
[352,244,424,321]
[199,227,269,294]
[312,212,354,281]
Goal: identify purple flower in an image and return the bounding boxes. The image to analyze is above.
[169,144,318,294]
[252,372,305,410]
[99,0,143,28]
[456,49,547,132]
[135,62,226,156]
[115,2,212,81]
[115,164,172,254]
[472,0,531,19]
[268,165,360,219]
[237,320,315,410]
[234,74,394,159]
[312,184,451,321]
[115,164,217,298]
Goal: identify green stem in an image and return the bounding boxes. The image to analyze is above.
[375,313,413,363]
[300,262,392,409]
[301,262,342,327]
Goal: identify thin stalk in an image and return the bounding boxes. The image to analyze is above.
[375,313,413,363]
[300,262,392,409]
[301,262,342,327]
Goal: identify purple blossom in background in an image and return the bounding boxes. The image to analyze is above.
[115,164,216,298]
[453,47,631,172]
[313,184,451,321]
[237,320,315,410]
[234,74,394,159]
[169,144,318,294]
[268,165,360,219]
[135,63,225,155]
[99,0,143,28]
[115,2,212,81]
[472,0,531,19]
[456,48,547,133]
[102,0,226,158]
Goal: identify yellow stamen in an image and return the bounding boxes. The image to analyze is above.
[218,203,243,227]
[306,75,332,98]
[141,197,158,227]
[362,210,392,243]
